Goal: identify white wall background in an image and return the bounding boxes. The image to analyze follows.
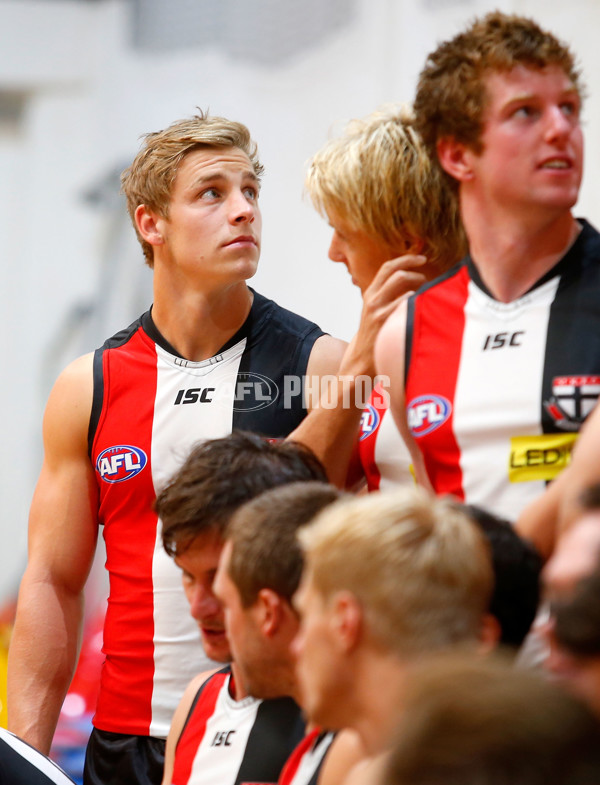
[1,0,599,600]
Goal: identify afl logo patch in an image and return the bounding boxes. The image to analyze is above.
[359,404,380,441]
[96,445,147,483]
[407,395,452,438]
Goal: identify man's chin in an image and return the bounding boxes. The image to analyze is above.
[201,630,232,663]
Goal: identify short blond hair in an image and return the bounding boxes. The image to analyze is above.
[298,487,493,656]
[121,109,264,266]
[305,105,466,275]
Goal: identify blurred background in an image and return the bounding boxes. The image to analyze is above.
[1,0,599,780]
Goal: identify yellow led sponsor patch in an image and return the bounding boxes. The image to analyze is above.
[509,433,578,483]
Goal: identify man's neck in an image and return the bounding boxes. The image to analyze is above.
[151,279,253,362]
[230,662,249,701]
[462,197,580,302]
[351,651,407,757]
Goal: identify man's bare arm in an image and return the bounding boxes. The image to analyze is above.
[374,298,432,491]
[516,402,600,560]
[290,256,427,487]
[8,353,99,754]
[162,669,217,785]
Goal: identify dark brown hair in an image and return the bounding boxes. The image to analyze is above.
[155,431,327,557]
[226,481,344,607]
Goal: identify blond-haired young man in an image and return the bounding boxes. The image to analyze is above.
[293,487,495,779]
[295,104,465,488]
[8,111,345,785]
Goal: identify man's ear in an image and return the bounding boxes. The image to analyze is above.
[437,137,475,183]
[330,591,362,653]
[134,204,165,246]
[256,588,285,637]
[477,612,502,654]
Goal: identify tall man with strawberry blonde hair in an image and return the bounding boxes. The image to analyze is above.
[377,12,600,523]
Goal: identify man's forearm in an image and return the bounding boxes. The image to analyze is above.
[8,577,84,754]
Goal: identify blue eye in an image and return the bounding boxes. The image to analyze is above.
[513,105,534,119]
[243,186,258,200]
[560,101,578,117]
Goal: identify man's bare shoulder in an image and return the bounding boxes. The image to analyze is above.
[318,729,366,785]
[43,353,95,456]
[50,353,94,400]
[340,752,388,785]
[306,335,348,378]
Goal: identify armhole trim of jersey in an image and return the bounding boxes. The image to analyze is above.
[177,665,231,750]
[88,348,105,458]
[405,295,415,388]
[297,326,326,378]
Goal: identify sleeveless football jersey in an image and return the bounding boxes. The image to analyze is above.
[278,728,335,785]
[89,290,323,737]
[405,220,600,522]
[357,382,412,491]
[0,728,75,784]
[172,668,305,785]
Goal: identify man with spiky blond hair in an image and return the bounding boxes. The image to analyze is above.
[293,104,465,489]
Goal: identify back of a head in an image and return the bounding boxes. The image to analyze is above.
[414,11,582,160]
[121,108,264,266]
[463,504,542,648]
[305,104,465,274]
[554,562,600,658]
[298,487,493,657]
[156,432,328,557]
[381,653,600,785]
[227,481,345,607]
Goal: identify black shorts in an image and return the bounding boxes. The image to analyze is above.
[83,728,165,785]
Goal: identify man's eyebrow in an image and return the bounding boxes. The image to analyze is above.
[504,86,580,106]
[191,169,259,188]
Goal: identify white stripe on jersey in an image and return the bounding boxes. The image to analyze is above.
[188,689,260,784]
[287,733,335,785]
[453,277,560,522]
[0,728,75,784]
[375,411,412,491]
[149,339,246,737]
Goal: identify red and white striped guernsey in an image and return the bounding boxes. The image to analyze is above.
[357,382,412,491]
[172,668,305,785]
[278,728,335,785]
[88,290,323,737]
[404,220,600,522]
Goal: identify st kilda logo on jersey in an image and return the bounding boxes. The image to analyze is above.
[544,376,600,431]
[407,394,452,438]
[96,445,147,483]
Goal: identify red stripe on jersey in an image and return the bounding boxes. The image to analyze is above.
[406,268,469,500]
[172,674,229,785]
[277,728,322,785]
[357,385,388,491]
[92,327,159,734]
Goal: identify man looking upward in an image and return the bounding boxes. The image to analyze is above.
[8,112,344,785]
[377,13,600,522]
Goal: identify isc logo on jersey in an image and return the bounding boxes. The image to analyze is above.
[407,395,452,438]
[359,404,380,441]
[96,445,147,483]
